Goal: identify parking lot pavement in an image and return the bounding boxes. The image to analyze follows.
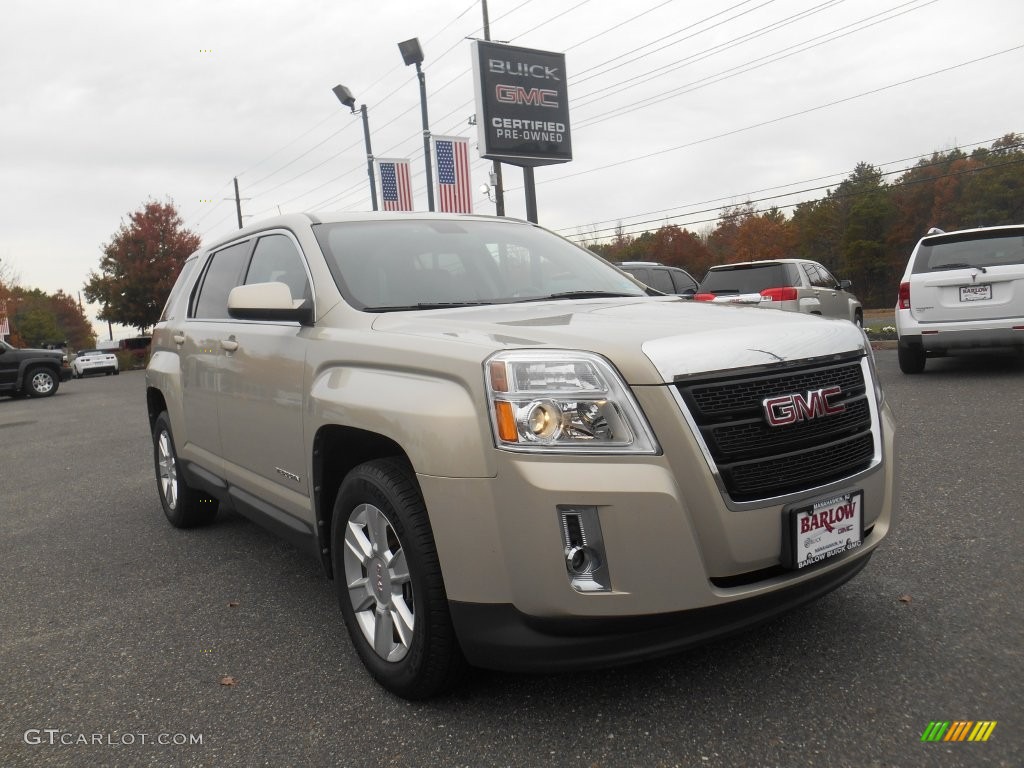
[1,358,1021,767]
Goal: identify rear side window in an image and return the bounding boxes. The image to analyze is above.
[913,230,1024,274]
[160,257,198,322]
[191,241,252,319]
[699,264,798,293]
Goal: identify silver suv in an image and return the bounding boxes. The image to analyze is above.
[695,259,863,325]
[146,213,895,699]
[895,225,1024,373]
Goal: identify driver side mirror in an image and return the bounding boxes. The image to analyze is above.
[227,282,314,325]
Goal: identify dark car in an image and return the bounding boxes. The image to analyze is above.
[0,339,71,397]
[619,262,698,297]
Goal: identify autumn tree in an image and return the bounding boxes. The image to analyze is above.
[84,200,200,334]
[2,287,95,349]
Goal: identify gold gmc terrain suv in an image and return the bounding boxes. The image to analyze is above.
[146,212,897,699]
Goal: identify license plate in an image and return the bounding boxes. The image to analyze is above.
[960,285,991,302]
[783,491,863,570]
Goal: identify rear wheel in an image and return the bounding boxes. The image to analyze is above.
[332,458,465,699]
[898,339,926,374]
[26,367,59,397]
[152,412,218,527]
[854,309,863,328]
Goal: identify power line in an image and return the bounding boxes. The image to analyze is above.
[571,151,1024,242]
[525,45,1024,191]
[554,134,1020,235]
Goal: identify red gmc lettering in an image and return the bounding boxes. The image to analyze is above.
[495,84,559,108]
[764,385,845,427]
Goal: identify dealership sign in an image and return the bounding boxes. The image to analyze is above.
[471,40,572,167]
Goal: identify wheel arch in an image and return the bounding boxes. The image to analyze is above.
[312,425,411,579]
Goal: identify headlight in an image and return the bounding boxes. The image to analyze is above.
[860,329,885,406]
[485,351,659,453]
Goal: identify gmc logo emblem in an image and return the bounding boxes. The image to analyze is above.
[762,386,845,427]
[495,84,559,108]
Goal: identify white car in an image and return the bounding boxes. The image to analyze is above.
[695,259,863,325]
[72,349,119,378]
[895,225,1024,373]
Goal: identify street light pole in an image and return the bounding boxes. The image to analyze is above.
[332,84,378,211]
[398,38,435,212]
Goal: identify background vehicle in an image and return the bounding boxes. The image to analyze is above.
[694,259,863,325]
[72,348,119,378]
[0,339,70,397]
[146,212,894,699]
[619,261,698,296]
[895,225,1024,373]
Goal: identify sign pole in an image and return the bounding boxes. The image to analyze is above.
[523,167,538,224]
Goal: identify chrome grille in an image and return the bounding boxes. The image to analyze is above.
[676,358,875,501]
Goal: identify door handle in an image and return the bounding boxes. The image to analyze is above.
[221,339,239,353]
[172,333,186,346]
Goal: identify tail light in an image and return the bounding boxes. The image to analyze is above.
[693,293,716,301]
[898,282,911,310]
[760,287,798,301]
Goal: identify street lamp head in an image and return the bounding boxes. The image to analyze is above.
[397,38,424,66]
[332,84,357,112]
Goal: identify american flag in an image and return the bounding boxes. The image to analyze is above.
[376,158,413,211]
[434,136,472,213]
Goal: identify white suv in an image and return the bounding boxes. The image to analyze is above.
[895,225,1024,373]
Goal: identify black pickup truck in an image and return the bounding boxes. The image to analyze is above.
[0,339,71,398]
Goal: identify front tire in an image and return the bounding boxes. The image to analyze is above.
[898,339,926,374]
[152,412,218,528]
[853,309,863,328]
[331,458,465,699]
[26,367,59,397]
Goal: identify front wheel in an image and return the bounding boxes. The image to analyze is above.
[332,458,465,699]
[898,339,926,374]
[26,367,59,397]
[853,310,863,328]
[152,412,218,527]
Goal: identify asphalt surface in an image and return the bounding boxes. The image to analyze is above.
[1,353,1021,768]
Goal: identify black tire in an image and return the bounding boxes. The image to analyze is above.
[114,369,119,376]
[26,366,59,397]
[152,412,218,528]
[331,458,465,699]
[898,339,926,374]
[854,310,863,328]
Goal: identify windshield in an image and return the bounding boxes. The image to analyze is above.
[698,263,799,293]
[312,219,646,311]
[913,230,1024,273]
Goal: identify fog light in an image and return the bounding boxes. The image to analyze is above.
[558,507,611,592]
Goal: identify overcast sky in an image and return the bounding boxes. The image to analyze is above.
[2,0,1022,338]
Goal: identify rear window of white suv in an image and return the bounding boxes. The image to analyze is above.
[912,229,1024,273]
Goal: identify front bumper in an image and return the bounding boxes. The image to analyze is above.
[449,554,870,672]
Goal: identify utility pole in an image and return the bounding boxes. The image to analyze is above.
[481,0,505,216]
[233,177,244,229]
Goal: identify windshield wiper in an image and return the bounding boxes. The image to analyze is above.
[516,290,641,302]
[364,301,495,312]
[932,262,987,273]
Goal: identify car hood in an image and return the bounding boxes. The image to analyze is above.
[370,297,866,385]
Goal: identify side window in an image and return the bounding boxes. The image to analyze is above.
[191,241,251,319]
[813,263,838,288]
[647,268,675,293]
[669,268,697,293]
[801,263,820,286]
[245,234,311,303]
[626,267,650,285]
